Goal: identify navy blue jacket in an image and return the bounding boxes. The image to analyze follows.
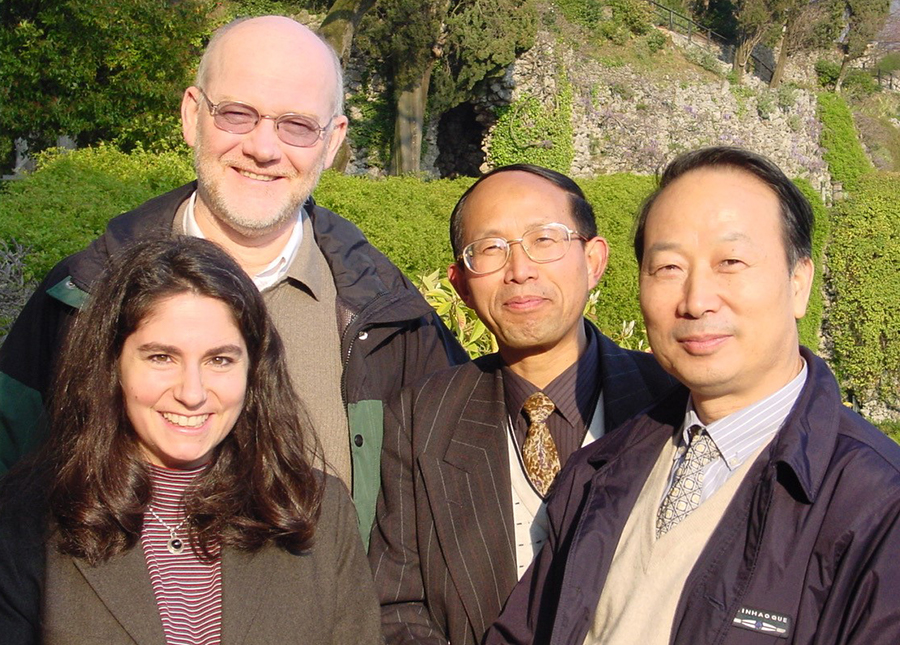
[485,349,900,645]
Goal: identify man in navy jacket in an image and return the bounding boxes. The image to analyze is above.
[485,147,900,645]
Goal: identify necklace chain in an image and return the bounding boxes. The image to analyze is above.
[147,506,190,555]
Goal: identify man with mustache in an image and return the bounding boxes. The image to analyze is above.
[369,164,674,644]
[0,16,465,542]
[484,147,900,645]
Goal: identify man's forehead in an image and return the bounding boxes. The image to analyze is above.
[463,172,574,234]
[206,19,331,85]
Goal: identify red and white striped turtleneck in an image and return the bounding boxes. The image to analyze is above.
[143,464,222,645]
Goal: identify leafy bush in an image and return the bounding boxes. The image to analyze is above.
[487,73,575,173]
[644,30,667,54]
[815,59,841,89]
[841,69,880,99]
[776,83,798,111]
[314,172,470,280]
[0,146,832,359]
[0,145,193,282]
[817,92,873,190]
[826,173,900,412]
[555,0,653,41]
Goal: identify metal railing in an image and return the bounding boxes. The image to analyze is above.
[645,0,774,82]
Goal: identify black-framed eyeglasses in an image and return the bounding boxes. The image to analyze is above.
[195,87,333,148]
[458,222,587,275]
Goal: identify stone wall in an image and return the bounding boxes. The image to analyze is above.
[479,30,831,194]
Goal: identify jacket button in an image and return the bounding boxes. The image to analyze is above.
[357,330,368,340]
[65,278,76,289]
[354,434,364,447]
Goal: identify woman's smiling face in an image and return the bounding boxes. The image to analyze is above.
[118,292,249,469]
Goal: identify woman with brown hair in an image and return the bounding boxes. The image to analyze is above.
[0,236,382,644]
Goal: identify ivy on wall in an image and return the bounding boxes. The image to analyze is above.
[817,92,873,191]
[486,72,575,173]
[827,173,900,411]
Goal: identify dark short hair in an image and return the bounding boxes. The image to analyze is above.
[633,147,813,270]
[49,236,323,564]
[449,164,598,259]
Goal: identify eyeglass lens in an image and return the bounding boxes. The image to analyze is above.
[464,225,573,274]
[208,99,326,148]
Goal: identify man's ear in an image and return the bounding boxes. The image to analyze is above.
[323,116,349,169]
[791,256,814,320]
[181,87,201,149]
[583,236,610,290]
[447,262,474,308]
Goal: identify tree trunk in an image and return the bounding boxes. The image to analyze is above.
[732,32,764,83]
[389,61,434,175]
[319,0,377,65]
[319,0,376,173]
[835,52,852,93]
[769,26,789,88]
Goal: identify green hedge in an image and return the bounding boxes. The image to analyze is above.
[817,92,873,191]
[0,145,830,348]
[0,145,194,282]
[827,173,900,410]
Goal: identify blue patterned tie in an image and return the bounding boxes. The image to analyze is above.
[656,426,720,537]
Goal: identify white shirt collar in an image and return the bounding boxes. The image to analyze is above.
[183,191,305,291]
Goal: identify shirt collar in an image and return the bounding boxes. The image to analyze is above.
[682,360,808,471]
[183,190,305,292]
[502,320,601,426]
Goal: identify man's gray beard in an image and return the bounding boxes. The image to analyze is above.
[192,145,325,240]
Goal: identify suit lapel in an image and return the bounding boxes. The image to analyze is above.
[419,363,517,637]
[598,332,654,432]
[73,545,166,645]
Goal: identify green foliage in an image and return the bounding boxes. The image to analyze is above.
[416,271,497,358]
[878,421,900,444]
[345,92,393,169]
[644,30,667,53]
[487,74,575,173]
[838,0,890,62]
[841,69,880,99]
[817,92,873,190]
[684,47,725,76]
[579,173,655,333]
[827,173,900,410]
[555,0,654,42]
[0,0,210,167]
[815,59,842,89]
[755,90,775,119]
[875,52,900,74]
[0,148,835,362]
[313,171,470,280]
[430,0,537,113]
[794,179,829,350]
[776,83,798,110]
[0,146,194,281]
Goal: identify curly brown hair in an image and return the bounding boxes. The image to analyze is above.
[47,236,324,564]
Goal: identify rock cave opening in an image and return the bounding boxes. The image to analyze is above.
[435,102,486,178]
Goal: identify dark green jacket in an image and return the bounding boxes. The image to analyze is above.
[0,183,467,544]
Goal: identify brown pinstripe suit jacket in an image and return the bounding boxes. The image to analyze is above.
[369,324,675,645]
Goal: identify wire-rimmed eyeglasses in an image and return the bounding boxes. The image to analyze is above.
[458,222,587,275]
[195,87,333,148]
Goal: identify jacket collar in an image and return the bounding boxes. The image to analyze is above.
[586,347,842,505]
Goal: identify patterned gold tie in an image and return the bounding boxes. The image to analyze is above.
[522,392,561,496]
[656,426,720,537]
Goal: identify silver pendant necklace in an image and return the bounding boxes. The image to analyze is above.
[148,507,189,555]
